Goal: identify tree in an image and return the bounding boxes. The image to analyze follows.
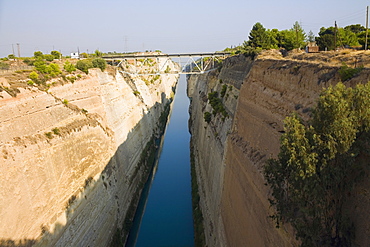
[64,61,76,73]
[29,71,39,81]
[44,54,54,62]
[8,54,15,59]
[94,50,102,57]
[51,50,61,59]
[291,21,306,49]
[247,22,268,49]
[264,82,370,246]
[307,30,315,42]
[76,59,93,74]
[92,58,106,71]
[34,51,44,59]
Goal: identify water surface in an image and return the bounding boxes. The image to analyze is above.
[127,75,194,247]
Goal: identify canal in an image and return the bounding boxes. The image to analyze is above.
[126,75,194,246]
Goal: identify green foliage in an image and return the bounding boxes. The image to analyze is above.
[50,50,61,59]
[0,61,10,70]
[316,26,360,51]
[29,71,39,81]
[204,112,212,123]
[64,61,76,73]
[44,54,54,62]
[52,127,60,135]
[63,99,69,105]
[92,58,106,71]
[94,50,102,57]
[338,63,363,82]
[208,91,228,118]
[76,59,93,74]
[8,54,15,59]
[220,84,228,98]
[34,51,44,59]
[45,132,53,139]
[133,90,140,96]
[264,82,370,246]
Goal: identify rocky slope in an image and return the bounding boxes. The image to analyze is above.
[188,50,370,246]
[0,63,178,246]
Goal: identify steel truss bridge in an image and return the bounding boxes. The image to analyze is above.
[102,52,230,75]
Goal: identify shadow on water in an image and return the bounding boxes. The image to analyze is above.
[0,91,174,246]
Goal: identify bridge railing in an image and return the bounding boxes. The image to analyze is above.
[102,52,230,75]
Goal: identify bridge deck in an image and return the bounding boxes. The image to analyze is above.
[102,52,230,60]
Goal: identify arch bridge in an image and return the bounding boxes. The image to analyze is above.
[102,52,230,75]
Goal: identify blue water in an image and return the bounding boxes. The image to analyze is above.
[126,75,194,247]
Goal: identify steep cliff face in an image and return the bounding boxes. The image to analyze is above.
[188,51,370,246]
[0,65,178,246]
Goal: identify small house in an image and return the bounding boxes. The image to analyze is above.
[306,42,319,53]
[71,52,79,59]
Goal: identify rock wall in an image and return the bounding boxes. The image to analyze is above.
[0,64,178,246]
[188,52,370,246]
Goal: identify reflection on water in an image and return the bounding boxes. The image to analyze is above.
[126,75,194,247]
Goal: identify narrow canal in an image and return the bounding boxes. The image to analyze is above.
[126,75,194,246]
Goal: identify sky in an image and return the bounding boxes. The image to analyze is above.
[0,0,369,57]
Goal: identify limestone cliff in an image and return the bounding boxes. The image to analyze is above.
[0,62,178,246]
[188,51,370,246]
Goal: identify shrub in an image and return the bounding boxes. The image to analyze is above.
[204,112,212,123]
[44,54,54,62]
[8,54,15,59]
[51,50,61,59]
[220,84,228,98]
[338,62,363,81]
[0,62,9,70]
[45,132,53,139]
[92,58,106,71]
[63,99,69,105]
[34,51,44,59]
[64,61,76,73]
[29,71,39,81]
[76,59,93,74]
[52,127,60,135]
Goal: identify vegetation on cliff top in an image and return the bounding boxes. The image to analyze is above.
[264,82,370,246]
[225,21,368,57]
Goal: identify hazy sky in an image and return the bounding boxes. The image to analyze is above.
[0,0,369,57]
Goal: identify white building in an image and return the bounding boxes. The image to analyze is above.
[71,52,79,59]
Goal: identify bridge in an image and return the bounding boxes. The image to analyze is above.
[102,52,230,75]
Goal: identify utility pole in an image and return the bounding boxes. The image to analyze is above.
[365,6,369,50]
[16,43,21,58]
[334,21,337,51]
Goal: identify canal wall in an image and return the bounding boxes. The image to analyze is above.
[187,50,370,246]
[0,63,178,246]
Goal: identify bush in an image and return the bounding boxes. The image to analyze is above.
[64,61,76,73]
[92,58,106,71]
[0,62,10,70]
[204,112,212,123]
[44,54,54,62]
[51,50,61,59]
[29,71,39,81]
[76,59,93,74]
[338,62,363,81]
[34,51,44,59]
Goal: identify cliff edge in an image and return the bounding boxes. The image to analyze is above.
[188,50,370,246]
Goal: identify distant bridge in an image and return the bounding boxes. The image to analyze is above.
[102,52,230,75]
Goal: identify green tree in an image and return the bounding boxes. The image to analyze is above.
[29,71,39,81]
[92,58,106,71]
[94,50,103,57]
[34,51,44,59]
[264,82,370,246]
[291,21,306,49]
[51,50,61,59]
[76,59,93,74]
[8,54,15,59]
[44,54,54,62]
[307,30,315,42]
[64,61,76,73]
[247,22,268,49]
